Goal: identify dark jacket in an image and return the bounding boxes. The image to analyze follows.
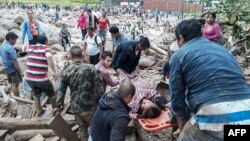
[112,41,141,74]
[91,92,130,141]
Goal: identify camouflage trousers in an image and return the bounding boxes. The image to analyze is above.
[74,108,96,141]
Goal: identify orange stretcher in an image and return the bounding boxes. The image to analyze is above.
[138,108,172,132]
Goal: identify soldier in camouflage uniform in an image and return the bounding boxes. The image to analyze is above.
[54,45,104,141]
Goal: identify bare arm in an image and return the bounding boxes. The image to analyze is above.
[47,56,56,73]
[47,56,58,80]
[83,42,87,54]
[14,46,23,52]
[102,72,119,87]
[99,43,103,57]
[13,59,22,75]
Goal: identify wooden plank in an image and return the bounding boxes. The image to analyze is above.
[49,114,80,141]
[0,117,76,130]
[45,136,60,141]
[41,96,49,107]
[71,125,79,133]
[29,134,45,141]
[10,130,55,141]
[10,95,34,104]
[0,130,8,139]
[60,103,71,116]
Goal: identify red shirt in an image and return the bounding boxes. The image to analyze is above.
[29,20,38,36]
[78,14,87,29]
[98,17,108,30]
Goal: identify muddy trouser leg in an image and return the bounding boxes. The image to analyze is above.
[65,37,70,47]
[177,120,223,141]
[74,109,96,141]
[62,37,67,52]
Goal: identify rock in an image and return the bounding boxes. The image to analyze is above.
[37,15,49,23]
[55,20,63,27]
[0,27,8,43]
[46,13,55,18]
[48,38,60,46]
[50,44,63,52]
[0,90,18,118]
[170,41,179,52]
[1,20,18,31]
[14,16,24,25]
[36,15,43,22]
[139,55,155,68]
[10,29,22,37]
[62,12,69,17]
[163,33,175,43]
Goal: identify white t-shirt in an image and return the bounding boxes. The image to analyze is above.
[84,34,102,56]
[94,11,102,19]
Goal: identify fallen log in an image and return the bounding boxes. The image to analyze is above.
[0,117,76,131]
[5,130,55,141]
[0,129,8,139]
[10,95,34,104]
[60,103,71,116]
[45,136,60,141]
[150,43,168,55]
[29,134,46,141]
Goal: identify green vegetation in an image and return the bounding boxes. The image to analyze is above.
[3,0,101,6]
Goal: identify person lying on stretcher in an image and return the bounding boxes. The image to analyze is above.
[116,69,169,120]
[129,96,167,120]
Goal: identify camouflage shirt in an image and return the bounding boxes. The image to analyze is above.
[57,61,104,113]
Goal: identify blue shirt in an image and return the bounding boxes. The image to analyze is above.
[0,41,18,73]
[22,19,44,43]
[169,37,250,120]
[112,32,128,48]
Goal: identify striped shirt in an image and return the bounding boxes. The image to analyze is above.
[190,99,250,131]
[23,44,52,82]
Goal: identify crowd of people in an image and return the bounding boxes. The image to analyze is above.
[0,1,250,141]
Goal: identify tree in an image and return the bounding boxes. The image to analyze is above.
[200,0,212,7]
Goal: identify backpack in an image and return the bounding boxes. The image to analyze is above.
[85,34,98,45]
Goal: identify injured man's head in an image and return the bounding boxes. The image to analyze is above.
[138,99,162,119]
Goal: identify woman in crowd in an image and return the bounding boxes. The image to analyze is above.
[77,10,87,40]
[98,11,110,48]
[202,13,222,43]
